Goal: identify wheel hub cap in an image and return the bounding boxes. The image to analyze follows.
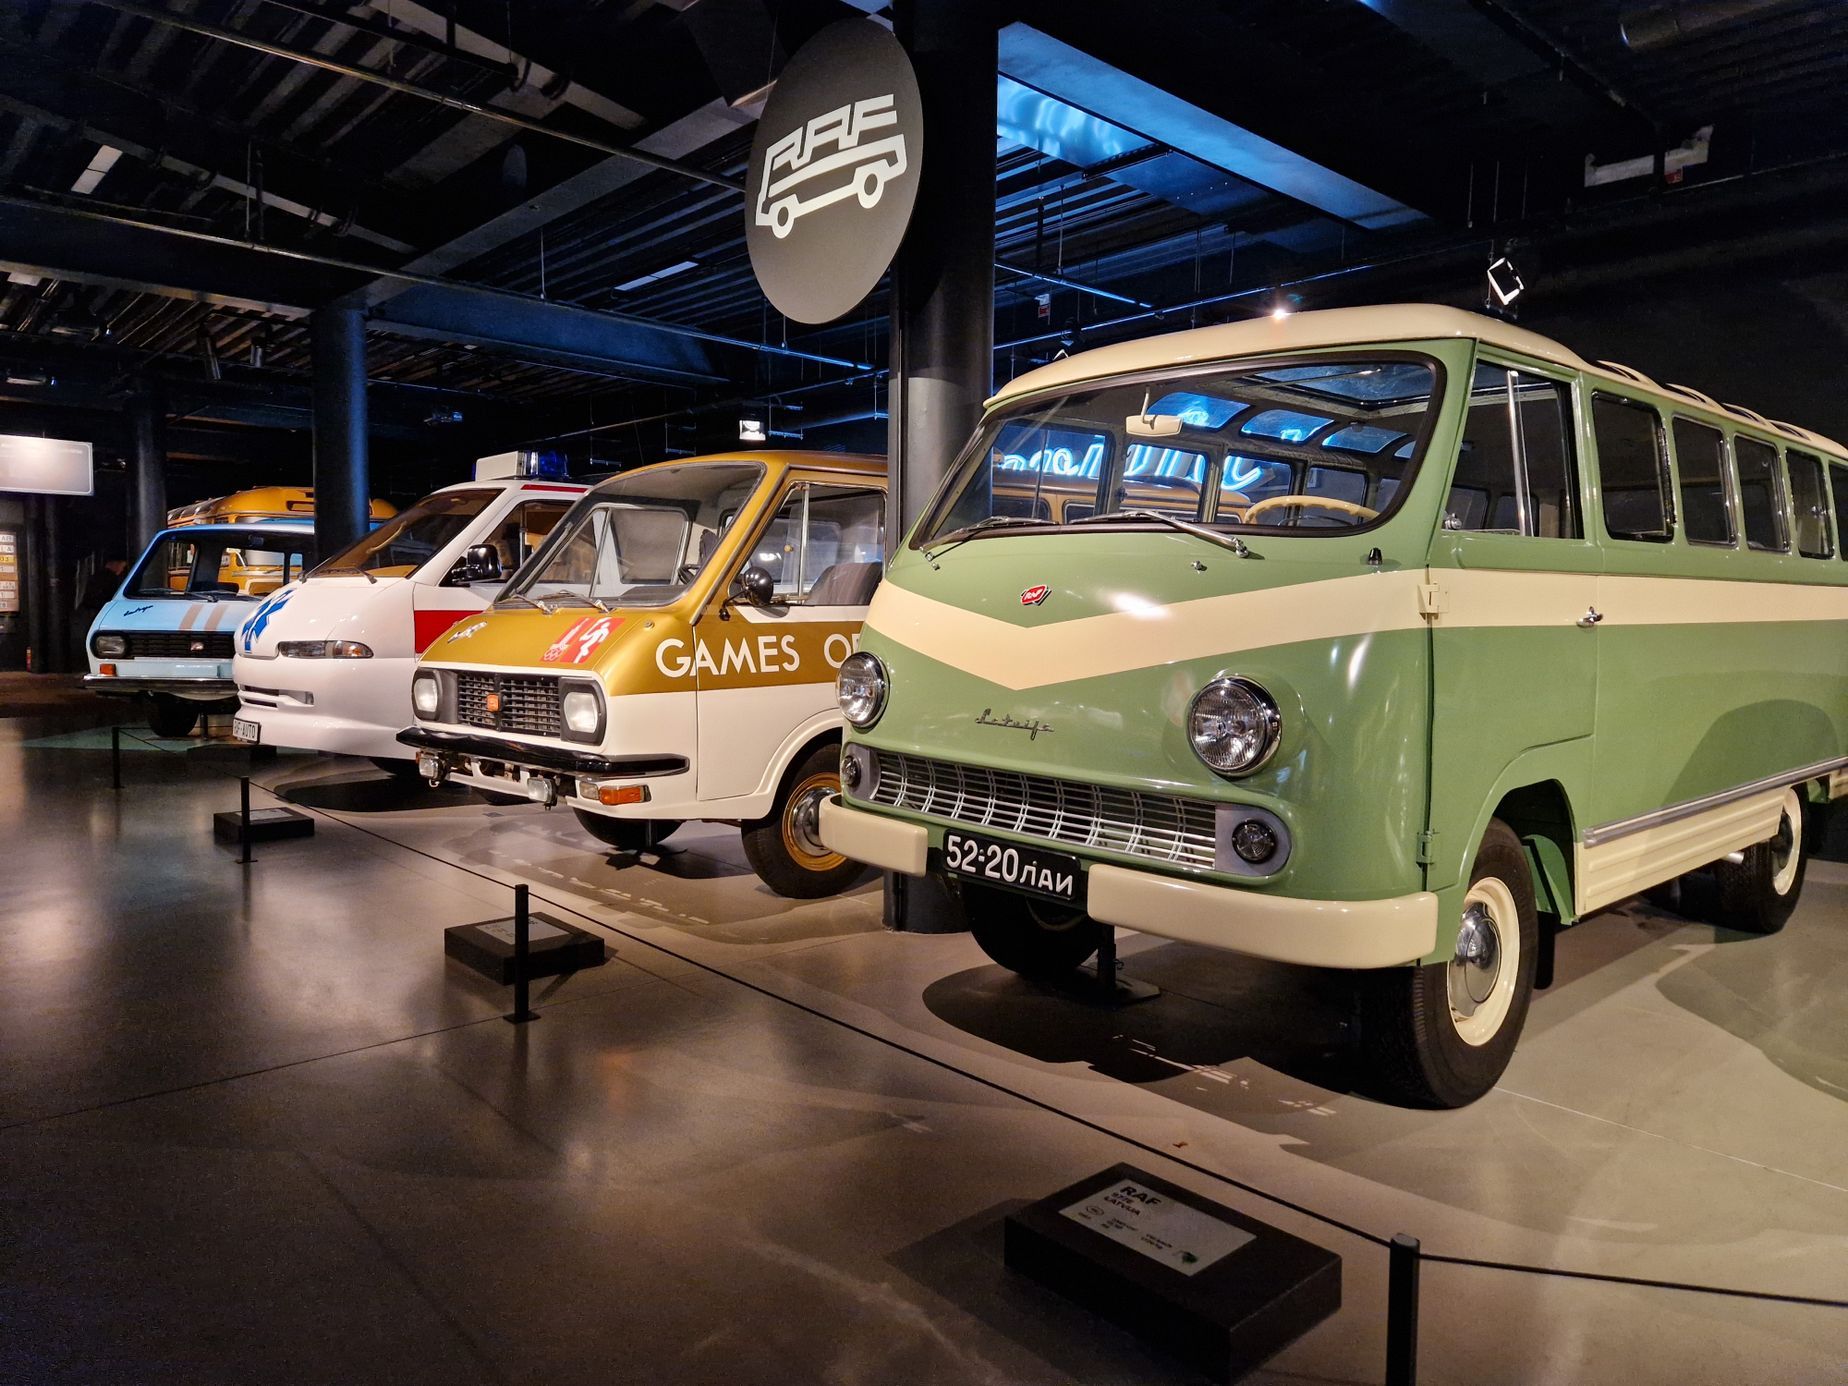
[788,787,830,857]
[1449,904,1501,1018]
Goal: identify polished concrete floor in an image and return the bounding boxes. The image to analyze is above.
[1,713,1844,1384]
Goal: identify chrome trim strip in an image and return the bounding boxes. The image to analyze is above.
[1582,754,1848,849]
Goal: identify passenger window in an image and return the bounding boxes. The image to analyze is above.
[1593,395,1671,541]
[1786,449,1833,559]
[1832,463,1848,561]
[483,501,572,573]
[1449,368,1580,537]
[754,485,885,605]
[1735,437,1788,552]
[1672,419,1733,546]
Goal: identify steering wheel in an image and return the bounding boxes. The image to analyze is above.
[1241,493,1379,524]
[677,563,702,584]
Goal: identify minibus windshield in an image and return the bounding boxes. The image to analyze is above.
[316,489,498,578]
[501,462,764,610]
[127,529,314,600]
[918,355,1441,545]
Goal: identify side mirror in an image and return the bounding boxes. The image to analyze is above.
[728,564,775,607]
[463,545,503,583]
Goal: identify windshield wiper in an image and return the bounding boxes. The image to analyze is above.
[495,592,542,611]
[534,590,609,612]
[1069,509,1254,558]
[317,565,378,584]
[924,514,1053,563]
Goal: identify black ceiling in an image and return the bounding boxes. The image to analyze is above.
[2,0,1847,489]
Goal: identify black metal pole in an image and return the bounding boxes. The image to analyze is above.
[1095,926,1117,1000]
[111,724,122,790]
[1386,1233,1421,1386]
[505,883,537,1023]
[311,306,370,562]
[238,775,252,865]
[128,386,168,556]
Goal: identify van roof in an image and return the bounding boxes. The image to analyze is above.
[990,303,1846,458]
[155,521,316,537]
[586,451,886,490]
[167,486,398,524]
[427,478,589,496]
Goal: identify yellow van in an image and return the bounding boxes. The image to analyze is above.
[402,451,886,897]
[166,488,398,595]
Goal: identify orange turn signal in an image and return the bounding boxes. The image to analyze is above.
[100,663,117,676]
[598,784,647,806]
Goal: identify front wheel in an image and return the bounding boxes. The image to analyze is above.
[962,880,1108,980]
[146,697,199,739]
[1708,788,1806,935]
[573,809,682,855]
[1361,819,1538,1108]
[740,745,865,898]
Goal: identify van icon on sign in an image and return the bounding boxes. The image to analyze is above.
[754,94,909,239]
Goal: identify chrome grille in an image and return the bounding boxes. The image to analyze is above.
[866,751,1218,871]
[454,672,562,737]
[120,631,235,659]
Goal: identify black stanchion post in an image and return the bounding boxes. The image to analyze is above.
[1095,926,1117,1000]
[238,776,252,865]
[505,883,538,1024]
[111,725,122,791]
[1385,1233,1420,1386]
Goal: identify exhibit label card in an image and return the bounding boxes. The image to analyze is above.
[478,919,571,946]
[1060,1180,1254,1277]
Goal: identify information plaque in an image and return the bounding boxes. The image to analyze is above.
[1005,1163,1340,1383]
[0,532,17,614]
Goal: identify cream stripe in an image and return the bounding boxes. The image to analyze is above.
[869,567,1848,691]
[1575,788,1784,915]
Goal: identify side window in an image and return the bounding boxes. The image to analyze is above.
[1672,418,1733,546]
[1832,463,1848,562]
[1593,394,1671,542]
[1786,450,1832,559]
[484,500,572,573]
[1448,367,1580,537]
[802,486,886,606]
[1735,437,1788,552]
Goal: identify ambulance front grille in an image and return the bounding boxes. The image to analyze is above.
[865,751,1219,871]
[454,672,562,737]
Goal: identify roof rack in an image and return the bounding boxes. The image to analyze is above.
[1661,382,1722,409]
[1726,403,1772,427]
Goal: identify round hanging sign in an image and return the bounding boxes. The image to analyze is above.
[744,19,923,324]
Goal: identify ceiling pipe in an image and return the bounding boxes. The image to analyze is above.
[85,0,742,194]
[1620,0,1807,49]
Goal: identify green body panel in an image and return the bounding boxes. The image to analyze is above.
[844,333,1848,966]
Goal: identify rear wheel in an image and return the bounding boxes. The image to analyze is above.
[1362,819,1538,1108]
[741,744,865,898]
[1708,788,1806,935]
[962,880,1109,980]
[146,697,199,739]
[573,809,681,854]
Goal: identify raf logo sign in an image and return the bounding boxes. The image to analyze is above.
[745,20,922,324]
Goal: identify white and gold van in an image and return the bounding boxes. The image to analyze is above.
[402,451,886,897]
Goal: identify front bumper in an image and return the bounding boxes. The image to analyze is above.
[819,797,1437,970]
[396,726,688,779]
[84,674,238,700]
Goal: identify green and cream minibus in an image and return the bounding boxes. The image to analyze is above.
[819,304,1848,1107]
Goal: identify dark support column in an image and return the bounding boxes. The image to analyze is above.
[22,497,47,673]
[128,387,167,555]
[311,307,369,560]
[883,0,997,932]
[43,497,67,673]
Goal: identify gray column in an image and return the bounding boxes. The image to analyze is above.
[43,496,67,673]
[883,0,996,932]
[128,387,167,554]
[22,497,47,673]
[887,0,997,534]
[311,306,370,560]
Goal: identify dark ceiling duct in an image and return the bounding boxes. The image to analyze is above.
[1620,0,1806,50]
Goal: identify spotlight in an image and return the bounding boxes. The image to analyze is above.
[739,418,767,443]
[1270,305,1290,321]
[1487,256,1526,308]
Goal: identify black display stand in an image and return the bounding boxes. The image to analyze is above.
[445,913,608,985]
[212,805,314,843]
[1005,1164,1340,1383]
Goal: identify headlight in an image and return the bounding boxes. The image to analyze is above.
[561,685,603,740]
[279,639,373,658]
[837,651,886,728]
[412,672,440,718]
[1188,676,1281,776]
[93,634,127,657]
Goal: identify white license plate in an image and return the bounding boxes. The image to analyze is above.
[943,830,1083,904]
[232,717,260,744]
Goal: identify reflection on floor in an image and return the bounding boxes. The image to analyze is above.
[1,716,1844,1384]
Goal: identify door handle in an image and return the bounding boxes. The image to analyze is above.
[1578,607,1604,627]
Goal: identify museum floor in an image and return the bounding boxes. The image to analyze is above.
[1,714,1844,1385]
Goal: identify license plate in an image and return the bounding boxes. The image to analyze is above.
[943,830,1082,904]
[232,717,260,744]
